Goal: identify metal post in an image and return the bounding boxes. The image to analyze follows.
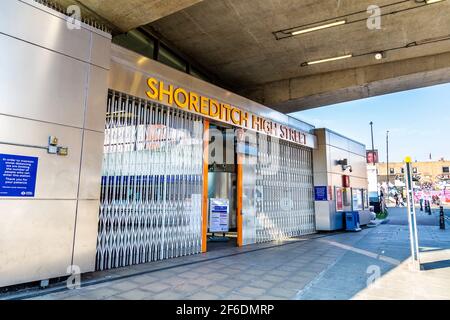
[440,206,446,230]
[386,130,390,201]
[370,121,375,162]
[404,156,420,270]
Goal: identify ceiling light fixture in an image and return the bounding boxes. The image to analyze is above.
[374,52,386,60]
[291,20,346,36]
[424,0,445,4]
[303,54,353,66]
[301,34,450,67]
[275,0,446,40]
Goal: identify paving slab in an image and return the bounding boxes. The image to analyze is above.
[16,207,450,300]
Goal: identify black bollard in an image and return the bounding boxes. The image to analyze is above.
[427,200,432,215]
[440,206,445,230]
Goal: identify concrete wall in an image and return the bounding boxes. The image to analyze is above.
[0,0,110,287]
[313,128,368,231]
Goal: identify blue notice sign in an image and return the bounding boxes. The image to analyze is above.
[314,186,328,201]
[0,154,38,197]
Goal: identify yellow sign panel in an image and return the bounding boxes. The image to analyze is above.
[146,77,309,146]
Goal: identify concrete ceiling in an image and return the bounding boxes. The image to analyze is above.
[53,0,450,112]
[146,0,450,112]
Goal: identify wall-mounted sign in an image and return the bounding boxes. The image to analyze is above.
[342,175,350,188]
[314,186,328,201]
[366,150,379,164]
[145,77,316,148]
[209,198,230,233]
[0,154,38,197]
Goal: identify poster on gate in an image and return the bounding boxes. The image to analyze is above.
[209,198,230,233]
[335,187,344,212]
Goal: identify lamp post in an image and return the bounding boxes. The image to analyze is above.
[370,121,375,159]
[405,156,420,270]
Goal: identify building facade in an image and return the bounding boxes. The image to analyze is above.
[313,129,370,231]
[0,1,368,288]
[377,159,450,186]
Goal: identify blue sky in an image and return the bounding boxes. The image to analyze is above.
[290,83,450,163]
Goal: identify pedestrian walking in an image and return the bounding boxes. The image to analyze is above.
[394,193,399,207]
[399,194,405,207]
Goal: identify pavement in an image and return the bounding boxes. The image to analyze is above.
[300,207,450,300]
[5,207,449,300]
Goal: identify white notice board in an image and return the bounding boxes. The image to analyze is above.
[209,198,230,233]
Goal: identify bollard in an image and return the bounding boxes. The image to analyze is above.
[440,206,445,230]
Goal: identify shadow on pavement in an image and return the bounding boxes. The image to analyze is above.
[421,259,450,271]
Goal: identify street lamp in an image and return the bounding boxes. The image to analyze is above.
[369,121,375,157]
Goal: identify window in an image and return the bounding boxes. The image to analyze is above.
[389,168,395,174]
[352,189,363,211]
[413,167,418,174]
[363,189,369,209]
[113,28,216,84]
[113,30,155,60]
[401,168,405,174]
[443,167,449,173]
[190,67,209,82]
[158,45,187,73]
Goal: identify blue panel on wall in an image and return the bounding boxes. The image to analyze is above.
[0,153,39,197]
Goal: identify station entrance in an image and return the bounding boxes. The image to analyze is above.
[206,124,238,250]
[95,89,316,271]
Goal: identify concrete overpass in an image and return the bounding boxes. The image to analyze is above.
[54,0,450,112]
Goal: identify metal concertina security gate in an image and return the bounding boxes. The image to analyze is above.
[96,90,315,270]
[255,135,315,243]
[96,90,204,270]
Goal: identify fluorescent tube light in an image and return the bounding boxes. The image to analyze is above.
[306,54,353,65]
[425,0,444,4]
[291,20,346,36]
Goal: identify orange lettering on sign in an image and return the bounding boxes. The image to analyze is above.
[189,92,200,113]
[209,99,220,118]
[144,77,310,147]
[200,96,209,115]
[174,87,188,109]
[146,78,159,100]
[159,81,174,105]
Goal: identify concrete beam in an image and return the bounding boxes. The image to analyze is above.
[241,52,450,113]
[54,0,204,32]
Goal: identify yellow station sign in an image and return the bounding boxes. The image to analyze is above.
[146,77,310,146]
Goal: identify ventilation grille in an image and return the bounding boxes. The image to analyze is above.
[33,0,111,34]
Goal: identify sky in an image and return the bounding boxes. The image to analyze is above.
[290,83,450,163]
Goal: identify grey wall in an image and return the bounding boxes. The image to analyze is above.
[313,128,368,231]
[0,0,110,287]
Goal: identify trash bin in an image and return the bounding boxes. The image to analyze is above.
[345,211,362,232]
[370,201,381,214]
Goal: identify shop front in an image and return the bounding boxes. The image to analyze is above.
[313,128,371,231]
[95,44,318,270]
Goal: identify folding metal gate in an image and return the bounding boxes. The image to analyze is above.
[255,135,315,243]
[96,90,204,270]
